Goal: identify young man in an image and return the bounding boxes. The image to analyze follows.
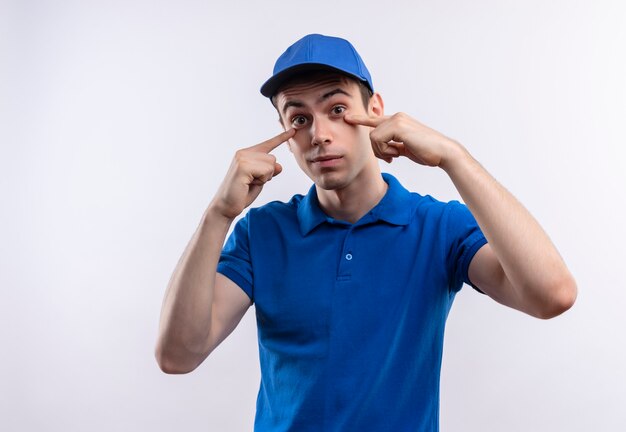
[156,34,577,431]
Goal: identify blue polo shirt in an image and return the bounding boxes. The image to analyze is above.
[217,173,487,432]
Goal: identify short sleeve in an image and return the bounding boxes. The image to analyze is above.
[217,213,254,301]
[443,201,488,293]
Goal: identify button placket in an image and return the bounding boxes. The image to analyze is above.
[337,227,354,280]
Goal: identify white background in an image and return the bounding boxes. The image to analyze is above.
[2,0,625,430]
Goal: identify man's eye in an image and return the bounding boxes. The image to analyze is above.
[291,115,307,127]
[332,106,346,115]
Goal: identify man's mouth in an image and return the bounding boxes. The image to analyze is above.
[310,155,343,168]
[311,155,342,162]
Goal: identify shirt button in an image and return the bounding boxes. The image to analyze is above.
[345,253,353,261]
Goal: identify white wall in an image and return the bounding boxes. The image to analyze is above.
[2,0,625,430]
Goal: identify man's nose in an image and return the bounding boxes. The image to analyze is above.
[311,116,333,146]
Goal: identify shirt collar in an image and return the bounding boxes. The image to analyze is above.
[297,173,413,236]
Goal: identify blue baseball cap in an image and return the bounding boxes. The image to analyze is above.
[260,34,374,98]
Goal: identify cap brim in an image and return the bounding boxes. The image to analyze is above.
[260,63,367,98]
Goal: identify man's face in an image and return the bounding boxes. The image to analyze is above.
[275,75,381,191]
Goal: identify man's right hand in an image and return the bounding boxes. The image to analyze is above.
[210,128,296,220]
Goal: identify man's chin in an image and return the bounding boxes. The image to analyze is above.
[313,173,350,191]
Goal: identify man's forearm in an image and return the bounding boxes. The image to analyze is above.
[155,128,293,372]
[155,205,233,373]
[441,143,576,313]
[342,112,575,316]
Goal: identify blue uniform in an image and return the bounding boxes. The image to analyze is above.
[218,173,487,431]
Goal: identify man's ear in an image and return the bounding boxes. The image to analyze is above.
[369,92,385,117]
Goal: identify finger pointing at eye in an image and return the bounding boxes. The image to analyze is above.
[248,128,296,153]
[343,114,389,127]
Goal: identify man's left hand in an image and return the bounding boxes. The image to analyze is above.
[343,112,461,168]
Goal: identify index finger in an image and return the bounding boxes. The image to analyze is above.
[249,128,296,153]
[343,114,390,127]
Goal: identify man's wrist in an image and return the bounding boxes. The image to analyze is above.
[438,139,473,173]
[204,202,237,228]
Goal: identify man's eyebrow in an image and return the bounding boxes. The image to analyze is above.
[282,100,304,116]
[281,88,352,116]
[319,88,352,102]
